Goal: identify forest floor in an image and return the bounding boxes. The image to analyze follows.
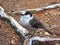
[0,0,60,45]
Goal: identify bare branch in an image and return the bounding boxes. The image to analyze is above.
[8,4,60,14]
[0,6,29,38]
[24,36,60,45]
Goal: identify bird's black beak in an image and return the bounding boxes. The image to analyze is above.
[20,14,24,16]
[20,14,22,15]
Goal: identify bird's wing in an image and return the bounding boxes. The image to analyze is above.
[29,17,44,28]
[29,17,53,34]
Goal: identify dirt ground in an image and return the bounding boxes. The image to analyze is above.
[0,0,60,45]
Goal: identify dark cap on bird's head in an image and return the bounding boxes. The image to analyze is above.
[20,11,32,17]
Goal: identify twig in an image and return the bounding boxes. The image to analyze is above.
[8,4,60,14]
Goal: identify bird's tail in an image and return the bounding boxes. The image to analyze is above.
[43,27,54,34]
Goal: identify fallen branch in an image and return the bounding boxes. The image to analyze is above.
[8,4,60,14]
[24,36,60,45]
[0,6,29,38]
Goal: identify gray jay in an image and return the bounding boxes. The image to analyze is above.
[20,11,53,34]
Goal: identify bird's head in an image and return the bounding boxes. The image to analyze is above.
[20,11,33,22]
[20,11,32,18]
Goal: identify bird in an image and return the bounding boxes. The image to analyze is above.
[19,11,53,34]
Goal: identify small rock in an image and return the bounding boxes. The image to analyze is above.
[54,43,60,45]
[51,24,58,28]
[45,12,48,15]
[39,32,43,35]
[11,40,15,44]
[45,32,50,35]
[54,13,57,16]
[56,8,60,11]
